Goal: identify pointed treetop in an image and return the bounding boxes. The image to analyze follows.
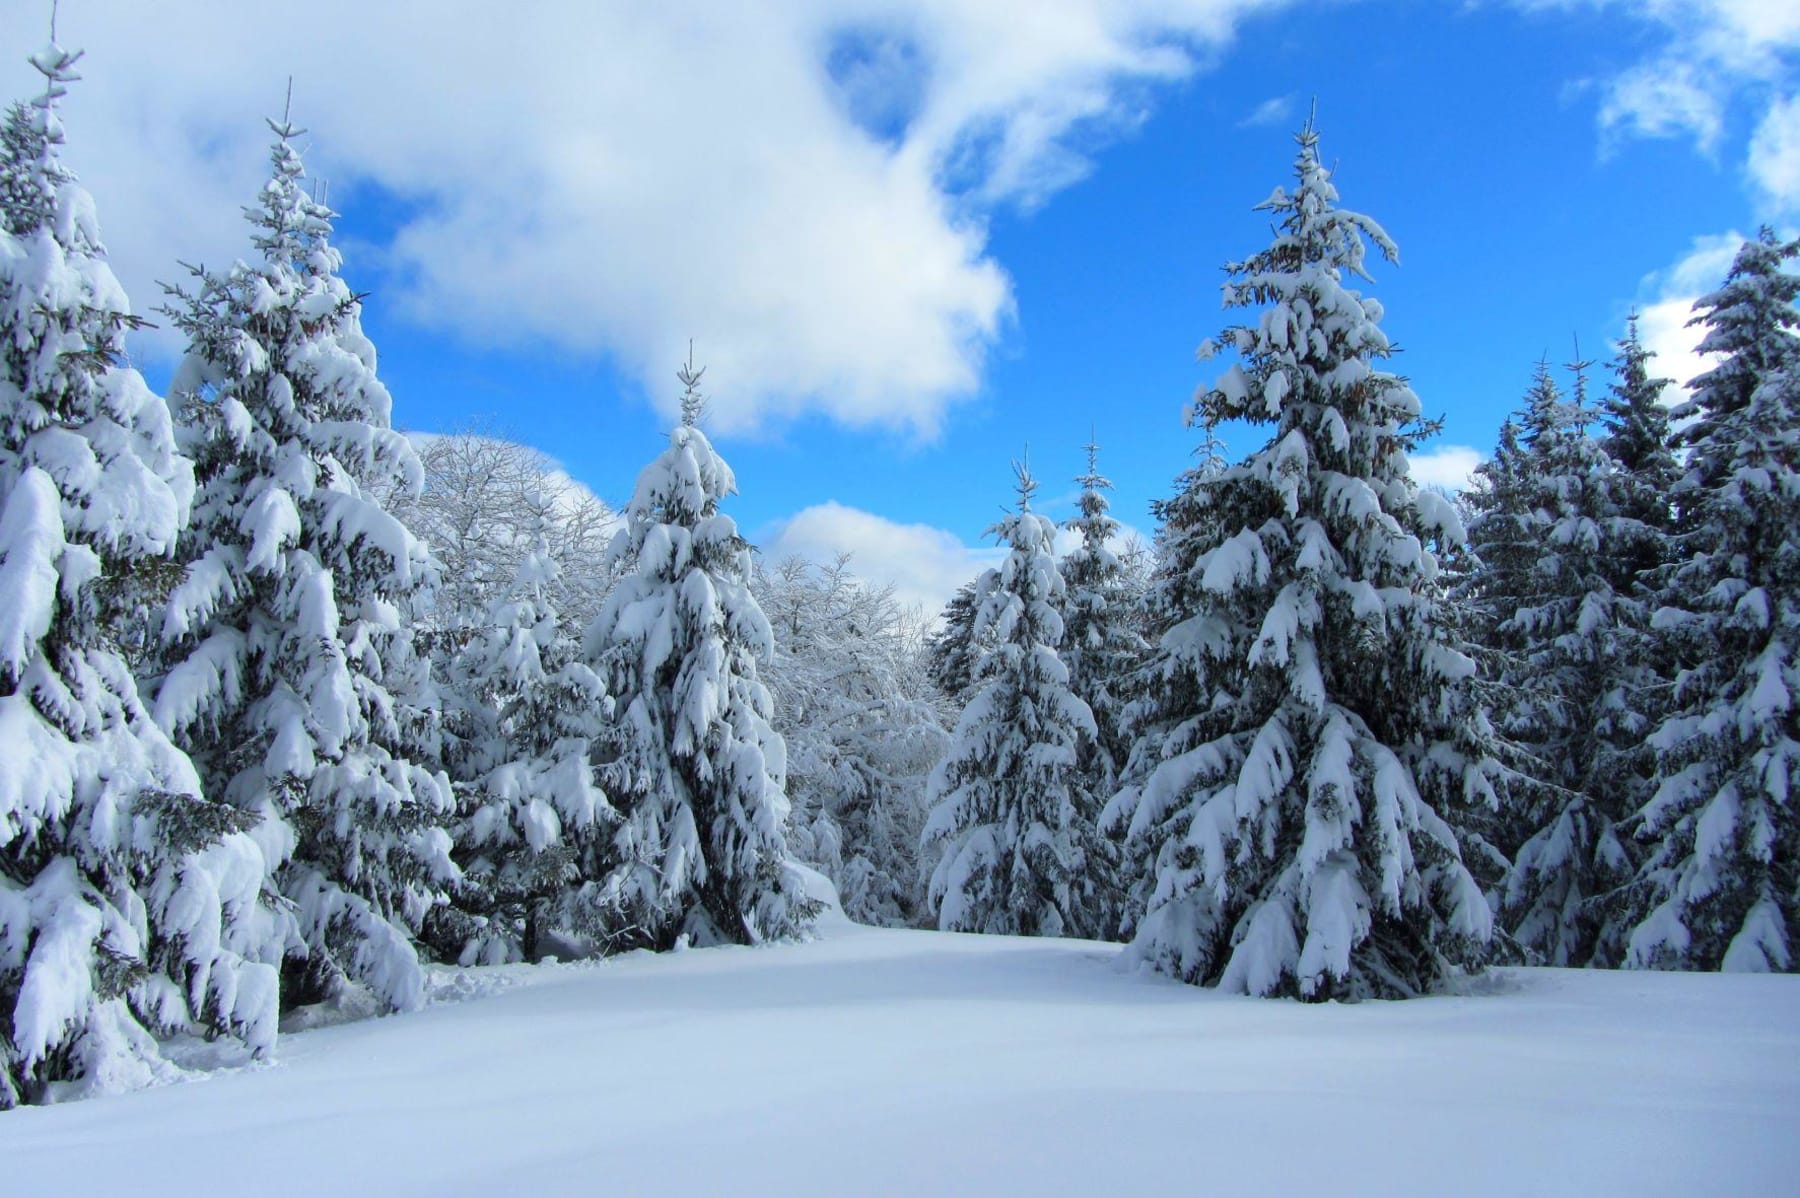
[1565,334,1594,413]
[1012,448,1037,512]
[266,76,305,144]
[1075,426,1113,499]
[1605,311,1675,429]
[25,20,81,154]
[677,340,707,428]
[1229,115,1394,305]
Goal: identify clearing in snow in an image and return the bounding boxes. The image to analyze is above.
[1,909,1795,1196]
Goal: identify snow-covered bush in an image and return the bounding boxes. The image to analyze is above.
[432,527,613,963]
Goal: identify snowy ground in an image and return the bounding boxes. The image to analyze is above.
[4,913,1796,1196]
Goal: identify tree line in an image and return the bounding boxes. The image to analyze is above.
[919,129,1797,999]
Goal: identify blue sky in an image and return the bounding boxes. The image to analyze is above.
[4,1,1794,613]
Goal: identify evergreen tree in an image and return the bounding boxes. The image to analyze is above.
[1627,229,1800,972]
[1106,421,1232,944]
[434,525,613,964]
[924,576,992,705]
[1601,315,1678,582]
[1058,435,1145,937]
[921,459,1096,937]
[1449,412,1541,906]
[1491,357,1646,966]
[1103,122,1494,999]
[584,356,814,949]
[154,111,454,1013]
[0,43,277,1107]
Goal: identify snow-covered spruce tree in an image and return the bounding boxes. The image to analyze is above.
[925,575,994,706]
[1102,123,1495,999]
[584,357,814,949]
[154,113,455,1012]
[1060,435,1146,800]
[921,459,1097,937]
[1058,436,1145,938]
[759,555,948,927]
[433,525,612,964]
[1444,412,1539,907]
[1106,421,1232,944]
[1601,315,1678,584]
[1626,229,1800,973]
[1488,358,1648,966]
[0,44,277,1107]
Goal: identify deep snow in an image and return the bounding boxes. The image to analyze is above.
[3,911,1796,1196]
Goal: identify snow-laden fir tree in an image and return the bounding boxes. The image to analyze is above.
[1460,415,1530,639]
[925,575,993,706]
[921,458,1097,937]
[1058,435,1145,937]
[1103,122,1494,999]
[1601,315,1678,584]
[1060,434,1145,799]
[1107,420,1232,943]
[434,522,612,964]
[584,356,814,949]
[0,43,278,1107]
[154,111,455,1012]
[1483,358,1648,966]
[759,555,948,926]
[1626,229,1800,973]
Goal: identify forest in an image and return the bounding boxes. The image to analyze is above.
[2,31,1796,1113]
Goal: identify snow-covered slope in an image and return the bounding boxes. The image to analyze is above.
[2,920,1795,1196]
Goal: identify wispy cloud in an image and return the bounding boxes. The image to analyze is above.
[1238,94,1295,128]
[1598,62,1723,154]
[1510,1,1799,210]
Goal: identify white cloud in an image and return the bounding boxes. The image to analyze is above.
[1408,445,1484,492]
[1597,63,1723,153]
[1636,231,1745,400]
[0,0,1289,437]
[758,501,1004,616]
[1513,1,1799,203]
[1749,94,1800,214]
[1239,95,1296,128]
[758,499,1149,617]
